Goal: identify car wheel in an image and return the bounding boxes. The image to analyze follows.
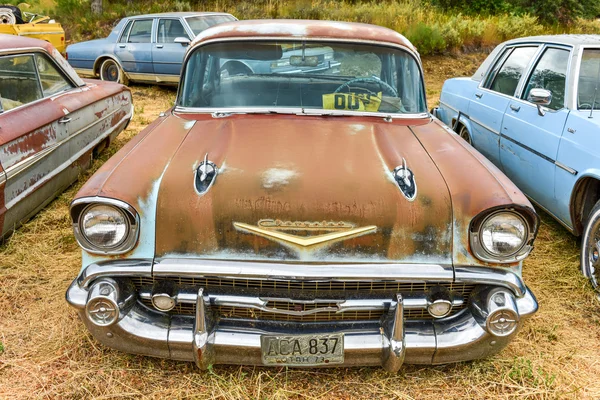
[582,199,600,290]
[458,125,472,145]
[99,59,129,85]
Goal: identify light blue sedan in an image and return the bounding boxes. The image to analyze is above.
[66,12,236,85]
[433,35,600,289]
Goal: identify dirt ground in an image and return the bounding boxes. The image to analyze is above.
[2,53,600,399]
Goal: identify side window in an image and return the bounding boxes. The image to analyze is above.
[578,49,600,110]
[488,46,538,96]
[35,54,74,97]
[128,19,153,43]
[118,20,133,44]
[523,47,569,111]
[157,19,187,43]
[0,54,43,111]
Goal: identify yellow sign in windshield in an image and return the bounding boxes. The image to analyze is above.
[322,92,382,112]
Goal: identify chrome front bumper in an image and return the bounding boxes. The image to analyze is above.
[66,259,538,371]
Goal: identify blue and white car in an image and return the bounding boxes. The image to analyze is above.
[66,12,236,85]
[433,35,600,289]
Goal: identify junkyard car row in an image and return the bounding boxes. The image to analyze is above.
[0,14,597,371]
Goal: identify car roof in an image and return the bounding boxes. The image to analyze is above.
[504,34,600,47]
[192,19,417,52]
[126,12,234,19]
[0,33,52,51]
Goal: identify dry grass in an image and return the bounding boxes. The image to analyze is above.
[2,57,600,399]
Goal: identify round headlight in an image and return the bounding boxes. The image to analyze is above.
[480,212,527,257]
[80,204,129,249]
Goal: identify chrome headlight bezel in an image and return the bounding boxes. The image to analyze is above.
[71,197,140,255]
[470,207,537,264]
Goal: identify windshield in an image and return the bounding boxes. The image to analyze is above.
[179,41,427,115]
[185,15,236,36]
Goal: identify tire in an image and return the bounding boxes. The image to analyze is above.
[458,125,472,145]
[99,58,129,85]
[0,5,23,24]
[582,199,600,290]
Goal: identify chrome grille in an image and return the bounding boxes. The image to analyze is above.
[132,276,474,295]
[134,277,474,322]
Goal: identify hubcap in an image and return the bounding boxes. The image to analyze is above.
[587,218,600,287]
[105,63,118,81]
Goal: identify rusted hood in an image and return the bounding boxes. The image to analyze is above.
[155,114,452,263]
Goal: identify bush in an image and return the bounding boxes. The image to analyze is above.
[405,22,446,54]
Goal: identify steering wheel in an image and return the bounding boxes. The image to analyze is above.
[334,76,398,98]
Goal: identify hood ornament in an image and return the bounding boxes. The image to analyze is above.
[195,153,218,195]
[393,157,417,201]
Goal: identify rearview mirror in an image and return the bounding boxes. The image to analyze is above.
[527,88,552,116]
[174,37,190,47]
[289,55,319,67]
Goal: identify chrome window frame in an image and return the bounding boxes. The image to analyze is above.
[480,44,543,99]
[508,43,573,113]
[175,36,429,119]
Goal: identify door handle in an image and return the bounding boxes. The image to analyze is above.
[475,93,483,99]
[510,104,520,112]
[58,117,72,124]
[118,44,126,48]
[156,44,164,49]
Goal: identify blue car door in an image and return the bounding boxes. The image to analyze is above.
[152,18,189,82]
[500,46,571,212]
[467,46,539,166]
[115,18,154,76]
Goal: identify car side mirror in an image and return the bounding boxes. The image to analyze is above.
[527,88,552,116]
[174,37,190,47]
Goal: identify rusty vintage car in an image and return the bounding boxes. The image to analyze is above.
[66,20,539,371]
[0,35,132,239]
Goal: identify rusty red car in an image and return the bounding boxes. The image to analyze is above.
[0,34,132,239]
[66,20,539,371]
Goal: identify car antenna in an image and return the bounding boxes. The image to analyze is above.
[589,58,600,119]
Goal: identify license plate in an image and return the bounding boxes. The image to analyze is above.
[261,333,344,366]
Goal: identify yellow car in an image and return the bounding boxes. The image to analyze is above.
[0,5,65,53]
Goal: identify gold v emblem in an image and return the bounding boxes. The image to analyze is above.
[233,220,377,248]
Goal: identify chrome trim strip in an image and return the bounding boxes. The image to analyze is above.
[153,258,454,281]
[555,161,578,175]
[4,105,132,210]
[73,68,95,77]
[469,116,500,136]
[127,72,179,83]
[4,105,125,179]
[77,259,153,288]
[438,100,458,113]
[0,171,6,186]
[454,266,526,297]
[174,106,429,120]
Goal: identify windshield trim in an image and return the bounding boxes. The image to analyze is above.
[173,105,430,120]
[176,36,427,116]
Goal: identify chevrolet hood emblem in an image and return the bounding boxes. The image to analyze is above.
[233,219,377,248]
